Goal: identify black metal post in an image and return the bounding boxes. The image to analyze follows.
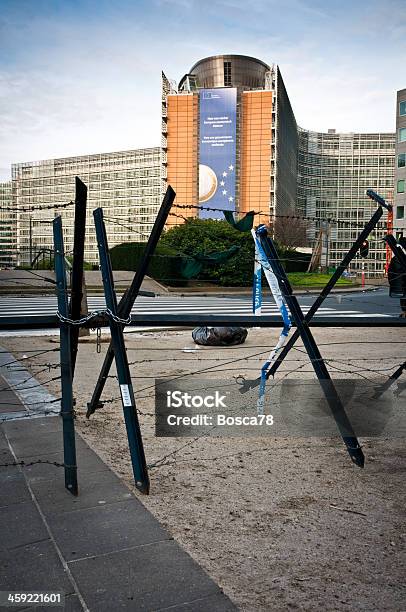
[373,361,406,399]
[258,227,365,468]
[69,177,88,376]
[384,234,406,271]
[93,207,150,494]
[53,216,78,496]
[29,216,33,266]
[86,185,175,418]
[241,201,389,390]
[1,313,406,330]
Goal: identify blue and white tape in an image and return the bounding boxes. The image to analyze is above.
[253,255,262,316]
[251,229,292,414]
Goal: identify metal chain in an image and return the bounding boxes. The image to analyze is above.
[56,308,131,326]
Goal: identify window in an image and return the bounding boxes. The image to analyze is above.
[399,128,406,142]
[397,180,405,193]
[400,100,406,116]
[224,61,232,87]
[398,153,406,168]
[396,206,405,220]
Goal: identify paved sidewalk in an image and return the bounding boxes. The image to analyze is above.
[0,348,60,421]
[0,394,236,610]
[0,271,165,296]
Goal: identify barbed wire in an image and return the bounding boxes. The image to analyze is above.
[0,335,403,472]
[21,269,57,285]
[0,397,60,408]
[122,340,406,350]
[142,361,389,470]
[0,201,74,213]
[0,458,72,469]
[170,203,391,229]
[0,374,61,395]
[0,348,59,369]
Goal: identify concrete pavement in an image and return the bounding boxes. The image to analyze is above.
[0,364,236,610]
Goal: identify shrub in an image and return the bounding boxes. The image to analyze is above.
[109,241,186,286]
[160,218,309,286]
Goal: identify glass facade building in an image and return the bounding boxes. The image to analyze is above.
[162,55,397,276]
[162,55,298,228]
[12,148,161,265]
[2,55,402,277]
[394,88,406,235]
[298,129,395,276]
[0,181,15,267]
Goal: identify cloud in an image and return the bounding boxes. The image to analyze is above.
[0,0,402,172]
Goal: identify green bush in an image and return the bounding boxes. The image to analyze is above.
[159,218,252,286]
[109,241,186,286]
[160,218,310,286]
[33,256,93,271]
[110,220,312,287]
[277,249,311,273]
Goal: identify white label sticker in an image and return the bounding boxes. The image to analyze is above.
[120,384,132,407]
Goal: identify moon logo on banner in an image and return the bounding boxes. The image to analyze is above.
[199,164,217,202]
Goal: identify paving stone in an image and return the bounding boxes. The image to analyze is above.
[5,425,89,460]
[68,539,227,611]
[22,444,109,483]
[0,539,74,595]
[0,426,10,449]
[19,593,83,612]
[47,498,170,561]
[30,469,134,516]
[0,500,49,551]
[7,430,65,459]
[0,375,26,415]
[60,594,84,612]
[0,471,31,507]
[4,415,62,439]
[154,592,237,611]
[0,445,14,464]
[0,413,236,611]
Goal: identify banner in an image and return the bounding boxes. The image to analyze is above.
[198,88,237,219]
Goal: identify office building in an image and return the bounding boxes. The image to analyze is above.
[0,181,15,267]
[394,88,406,236]
[162,55,297,226]
[298,129,395,275]
[162,55,396,275]
[5,54,401,276]
[12,148,161,265]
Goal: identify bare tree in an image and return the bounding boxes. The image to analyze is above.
[273,216,309,249]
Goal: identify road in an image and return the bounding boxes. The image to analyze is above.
[0,288,401,325]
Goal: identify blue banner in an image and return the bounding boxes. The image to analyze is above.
[198,88,237,219]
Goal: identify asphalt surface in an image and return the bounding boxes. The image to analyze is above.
[0,289,400,322]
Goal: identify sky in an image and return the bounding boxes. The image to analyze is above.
[0,0,405,180]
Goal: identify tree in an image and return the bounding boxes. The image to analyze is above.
[273,216,309,249]
[160,218,254,286]
[159,218,310,286]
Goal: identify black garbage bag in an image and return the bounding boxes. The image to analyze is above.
[192,326,248,346]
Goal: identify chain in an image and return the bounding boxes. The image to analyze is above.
[56,308,131,326]
[0,459,75,469]
[96,327,101,353]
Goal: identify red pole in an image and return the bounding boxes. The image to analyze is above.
[385,206,393,275]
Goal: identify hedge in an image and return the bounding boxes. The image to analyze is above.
[110,220,312,287]
[109,242,186,286]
